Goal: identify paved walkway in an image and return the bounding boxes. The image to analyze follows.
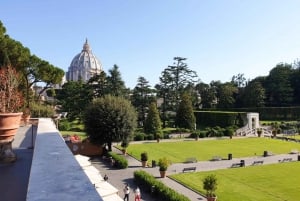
[0,124,36,201]
[91,140,300,201]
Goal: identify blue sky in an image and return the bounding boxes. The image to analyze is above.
[1,0,300,88]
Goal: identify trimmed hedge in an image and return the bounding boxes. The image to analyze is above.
[194,111,246,128]
[134,170,190,201]
[107,152,128,169]
[202,107,300,121]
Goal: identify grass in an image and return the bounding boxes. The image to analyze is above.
[126,138,300,163]
[170,162,300,201]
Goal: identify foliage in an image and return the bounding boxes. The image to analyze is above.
[106,64,129,97]
[144,102,162,135]
[87,71,109,98]
[241,80,265,107]
[83,95,137,149]
[195,111,245,128]
[175,92,196,130]
[0,65,24,113]
[134,132,145,141]
[158,157,170,171]
[121,139,129,149]
[107,152,128,169]
[56,80,93,121]
[134,170,190,201]
[30,102,55,117]
[265,63,294,106]
[156,57,198,127]
[131,76,156,126]
[58,119,71,131]
[141,151,148,161]
[203,174,218,197]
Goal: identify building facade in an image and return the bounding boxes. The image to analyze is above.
[66,39,102,82]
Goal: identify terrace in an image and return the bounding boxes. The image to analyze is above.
[1,118,102,201]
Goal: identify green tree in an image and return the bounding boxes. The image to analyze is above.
[56,80,93,121]
[265,63,294,106]
[144,102,162,137]
[195,82,216,108]
[175,92,196,130]
[217,82,238,108]
[84,95,137,151]
[241,79,265,107]
[164,57,198,110]
[87,71,108,98]
[131,76,156,127]
[107,64,129,97]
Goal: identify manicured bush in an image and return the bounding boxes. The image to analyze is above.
[107,152,128,169]
[134,133,145,141]
[134,170,190,201]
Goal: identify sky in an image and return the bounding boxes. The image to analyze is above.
[1,0,300,89]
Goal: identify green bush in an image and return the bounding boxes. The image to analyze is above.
[107,152,128,169]
[134,170,190,201]
[30,103,55,118]
[134,133,145,141]
[58,119,71,131]
[145,134,154,140]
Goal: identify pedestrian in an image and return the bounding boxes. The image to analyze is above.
[134,186,141,201]
[123,183,130,201]
[104,174,108,181]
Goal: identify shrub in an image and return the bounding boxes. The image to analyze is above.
[58,120,71,131]
[141,152,148,161]
[107,152,128,169]
[134,133,145,141]
[158,157,170,171]
[134,170,190,201]
[203,174,218,197]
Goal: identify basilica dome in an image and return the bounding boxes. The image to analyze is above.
[66,39,102,82]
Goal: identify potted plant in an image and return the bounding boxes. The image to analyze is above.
[158,157,170,178]
[203,174,218,201]
[0,65,24,163]
[257,128,262,137]
[140,151,148,167]
[121,139,129,155]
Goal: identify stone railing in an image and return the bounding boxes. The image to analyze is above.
[26,118,102,201]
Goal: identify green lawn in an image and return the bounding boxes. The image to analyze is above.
[126,138,300,163]
[170,162,300,201]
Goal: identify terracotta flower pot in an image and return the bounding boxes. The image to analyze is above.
[0,113,22,142]
[142,160,147,167]
[160,170,166,178]
[0,112,22,163]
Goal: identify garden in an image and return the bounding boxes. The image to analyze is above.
[126,137,300,163]
[170,162,300,201]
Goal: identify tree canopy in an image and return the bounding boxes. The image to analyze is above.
[83,95,137,150]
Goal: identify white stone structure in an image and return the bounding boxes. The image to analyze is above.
[66,39,102,82]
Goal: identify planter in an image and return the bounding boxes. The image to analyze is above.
[207,196,217,201]
[0,112,22,163]
[22,114,31,126]
[141,160,147,167]
[160,170,166,178]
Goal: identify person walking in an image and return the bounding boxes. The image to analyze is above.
[123,183,130,201]
[134,186,141,201]
[103,174,108,181]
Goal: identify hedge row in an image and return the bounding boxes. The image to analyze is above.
[194,111,246,128]
[107,152,128,169]
[201,107,300,121]
[134,170,190,201]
